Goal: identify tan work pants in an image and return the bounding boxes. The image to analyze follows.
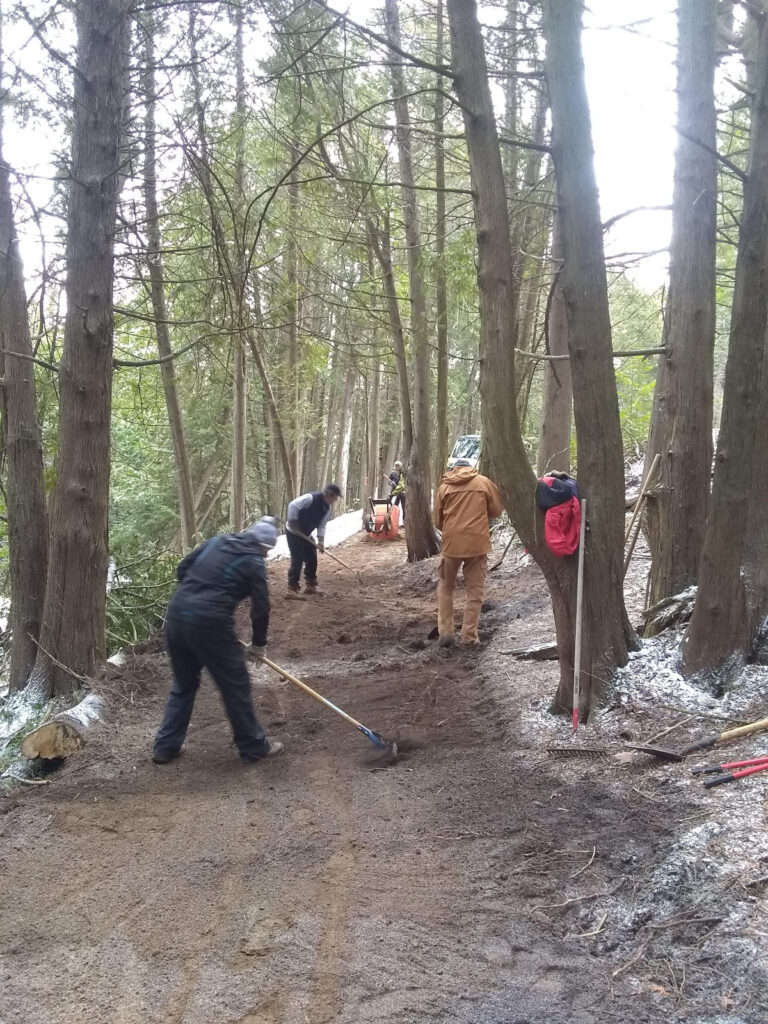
[437,554,488,645]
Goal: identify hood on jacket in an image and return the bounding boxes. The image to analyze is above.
[441,466,478,487]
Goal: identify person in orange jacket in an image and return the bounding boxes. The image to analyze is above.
[433,460,504,648]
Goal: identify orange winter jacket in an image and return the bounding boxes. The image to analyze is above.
[433,467,504,557]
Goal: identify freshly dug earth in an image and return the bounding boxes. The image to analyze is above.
[0,534,765,1023]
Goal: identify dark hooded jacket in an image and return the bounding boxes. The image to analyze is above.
[167,532,270,646]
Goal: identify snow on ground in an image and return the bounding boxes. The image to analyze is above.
[267,506,365,562]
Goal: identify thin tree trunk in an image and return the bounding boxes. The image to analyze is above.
[30,0,129,698]
[367,219,413,457]
[286,145,301,490]
[264,398,279,516]
[537,206,572,474]
[335,366,356,508]
[142,13,196,551]
[682,11,768,680]
[643,0,717,619]
[230,3,247,532]
[367,359,381,499]
[434,0,449,485]
[384,0,440,561]
[0,26,48,690]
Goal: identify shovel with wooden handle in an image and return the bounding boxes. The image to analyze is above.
[287,527,364,584]
[679,717,768,755]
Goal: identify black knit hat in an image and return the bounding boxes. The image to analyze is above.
[324,483,342,497]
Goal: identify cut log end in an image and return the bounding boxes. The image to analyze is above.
[20,694,108,760]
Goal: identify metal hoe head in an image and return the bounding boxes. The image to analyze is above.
[359,725,399,760]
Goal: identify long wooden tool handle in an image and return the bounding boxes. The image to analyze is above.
[680,716,768,755]
[720,717,768,742]
[260,655,365,731]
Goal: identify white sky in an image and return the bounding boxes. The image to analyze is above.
[349,0,679,289]
[4,0,678,292]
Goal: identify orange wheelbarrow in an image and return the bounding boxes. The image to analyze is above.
[363,496,400,540]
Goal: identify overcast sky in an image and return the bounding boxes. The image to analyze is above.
[4,1,678,292]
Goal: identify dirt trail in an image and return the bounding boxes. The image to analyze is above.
[0,534,763,1023]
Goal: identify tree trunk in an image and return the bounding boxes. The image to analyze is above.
[230,3,247,532]
[335,366,356,509]
[286,145,302,490]
[367,219,413,457]
[367,359,381,499]
[447,0,631,717]
[537,206,572,474]
[0,40,48,690]
[681,11,768,680]
[542,0,634,708]
[142,13,196,551]
[384,0,440,561]
[29,0,129,699]
[434,0,450,486]
[643,0,717,621]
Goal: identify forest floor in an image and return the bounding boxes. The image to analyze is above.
[1,531,767,1024]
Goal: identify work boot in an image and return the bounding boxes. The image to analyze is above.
[438,634,455,649]
[286,583,305,601]
[152,744,185,765]
[304,581,321,596]
[241,739,285,763]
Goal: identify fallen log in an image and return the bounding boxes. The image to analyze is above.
[20,693,109,760]
[500,642,559,661]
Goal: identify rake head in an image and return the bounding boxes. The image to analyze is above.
[359,724,399,760]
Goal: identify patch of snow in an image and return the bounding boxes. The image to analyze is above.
[266,507,365,563]
[0,688,44,744]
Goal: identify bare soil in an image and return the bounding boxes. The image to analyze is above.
[0,533,765,1023]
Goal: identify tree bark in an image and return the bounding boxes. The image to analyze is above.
[643,0,717,621]
[142,12,196,551]
[29,0,129,698]
[384,0,440,561]
[0,32,48,690]
[537,206,572,474]
[682,11,768,680]
[434,0,450,485]
[447,0,631,717]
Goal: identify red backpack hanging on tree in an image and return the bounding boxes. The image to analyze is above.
[536,473,581,557]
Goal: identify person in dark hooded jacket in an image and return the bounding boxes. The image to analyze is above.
[152,517,283,765]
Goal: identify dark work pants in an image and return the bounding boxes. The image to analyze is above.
[286,531,318,587]
[394,493,405,520]
[153,616,268,761]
